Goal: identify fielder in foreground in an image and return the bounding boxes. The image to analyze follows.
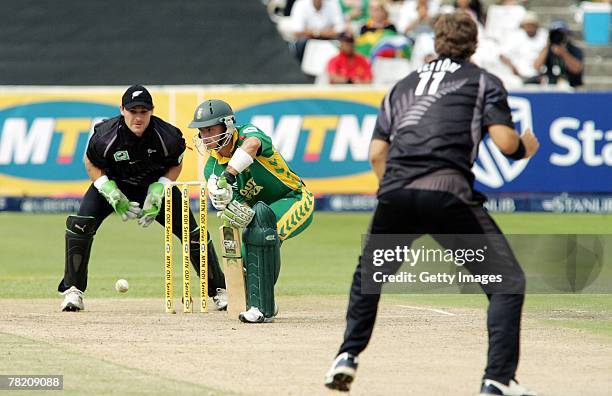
[325,12,540,396]
[189,99,314,323]
[58,85,227,312]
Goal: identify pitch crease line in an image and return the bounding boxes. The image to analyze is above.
[395,305,457,316]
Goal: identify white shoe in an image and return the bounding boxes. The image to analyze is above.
[239,306,265,323]
[480,379,537,396]
[60,286,84,312]
[324,352,359,392]
[212,288,228,311]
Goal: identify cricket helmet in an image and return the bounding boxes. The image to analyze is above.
[189,99,237,154]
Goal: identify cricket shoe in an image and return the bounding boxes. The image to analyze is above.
[480,379,537,396]
[238,306,278,323]
[239,306,265,323]
[212,288,228,311]
[60,286,84,312]
[324,352,358,392]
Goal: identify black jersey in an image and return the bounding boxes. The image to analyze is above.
[86,115,186,187]
[373,58,514,196]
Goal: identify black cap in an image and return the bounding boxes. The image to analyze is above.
[122,85,153,110]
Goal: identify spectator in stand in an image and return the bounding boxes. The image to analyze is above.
[534,20,584,87]
[360,0,396,35]
[397,0,440,35]
[454,0,484,25]
[326,33,373,84]
[355,0,400,57]
[500,12,548,83]
[403,0,435,37]
[340,0,369,27]
[290,0,345,62]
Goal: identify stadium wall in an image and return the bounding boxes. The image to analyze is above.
[0,0,308,85]
[0,86,610,213]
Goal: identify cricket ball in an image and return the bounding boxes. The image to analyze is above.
[115,279,129,293]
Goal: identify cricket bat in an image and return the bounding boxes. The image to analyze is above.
[220,223,247,318]
[217,177,247,318]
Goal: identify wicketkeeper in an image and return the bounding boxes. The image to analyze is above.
[189,99,314,323]
[58,85,227,312]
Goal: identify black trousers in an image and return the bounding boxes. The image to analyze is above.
[58,183,225,295]
[338,188,525,384]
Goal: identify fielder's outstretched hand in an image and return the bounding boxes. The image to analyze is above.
[138,181,164,227]
[218,201,255,228]
[99,180,140,221]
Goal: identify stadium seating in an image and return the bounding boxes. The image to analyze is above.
[301,39,340,77]
[372,58,413,84]
[268,0,612,89]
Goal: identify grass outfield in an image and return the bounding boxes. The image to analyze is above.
[1,212,611,336]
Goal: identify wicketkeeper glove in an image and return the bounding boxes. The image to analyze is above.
[138,181,165,227]
[98,180,140,221]
[219,200,255,228]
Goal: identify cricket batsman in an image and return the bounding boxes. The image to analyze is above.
[188,99,314,323]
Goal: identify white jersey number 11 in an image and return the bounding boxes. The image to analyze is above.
[415,71,446,96]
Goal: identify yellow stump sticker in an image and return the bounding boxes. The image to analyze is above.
[164,186,174,313]
[181,185,192,313]
[200,185,208,313]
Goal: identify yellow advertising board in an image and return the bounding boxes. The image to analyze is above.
[0,86,385,197]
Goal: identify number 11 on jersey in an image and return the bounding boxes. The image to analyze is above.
[415,71,447,96]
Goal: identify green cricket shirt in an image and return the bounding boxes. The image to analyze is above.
[204,124,304,206]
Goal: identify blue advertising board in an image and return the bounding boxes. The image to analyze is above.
[474,92,611,193]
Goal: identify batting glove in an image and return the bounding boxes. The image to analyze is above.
[138,181,165,227]
[219,201,255,228]
[98,180,140,221]
[207,175,232,210]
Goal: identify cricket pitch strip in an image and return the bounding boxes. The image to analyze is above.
[0,296,610,395]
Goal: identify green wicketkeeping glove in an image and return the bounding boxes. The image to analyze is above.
[219,200,255,228]
[99,180,140,221]
[138,182,165,227]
